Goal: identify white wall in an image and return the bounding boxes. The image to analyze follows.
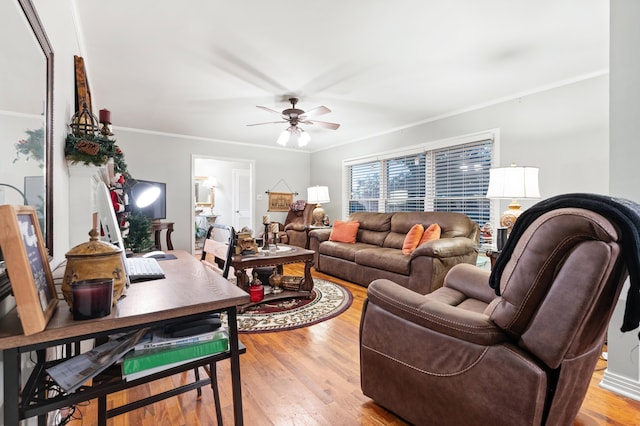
[114,129,311,251]
[601,0,640,400]
[311,75,609,223]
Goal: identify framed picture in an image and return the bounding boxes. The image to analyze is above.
[268,192,294,212]
[0,205,57,335]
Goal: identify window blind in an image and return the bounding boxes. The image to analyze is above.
[345,136,493,230]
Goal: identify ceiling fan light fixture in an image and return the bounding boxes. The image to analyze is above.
[298,130,310,147]
[277,129,290,146]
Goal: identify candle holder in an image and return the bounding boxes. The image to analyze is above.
[263,224,270,250]
[99,108,114,136]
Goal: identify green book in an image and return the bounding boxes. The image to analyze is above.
[122,332,228,375]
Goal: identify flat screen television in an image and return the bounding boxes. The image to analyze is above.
[133,180,166,220]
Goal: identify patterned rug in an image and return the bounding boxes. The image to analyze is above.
[225,278,353,333]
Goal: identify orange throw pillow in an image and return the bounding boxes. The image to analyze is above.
[329,220,360,243]
[402,224,425,255]
[419,223,441,246]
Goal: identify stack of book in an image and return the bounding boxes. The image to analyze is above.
[121,326,229,381]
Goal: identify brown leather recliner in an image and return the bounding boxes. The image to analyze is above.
[275,202,315,248]
[360,206,632,425]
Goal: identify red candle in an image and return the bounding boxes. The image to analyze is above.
[99,108,111,123]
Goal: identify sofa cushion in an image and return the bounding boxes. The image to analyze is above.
[355,247,411,275]
[319,241,377,262]
[329,220,360,243]
[402,224,425,255]
[419,223,441,246]
[349,212,393,246]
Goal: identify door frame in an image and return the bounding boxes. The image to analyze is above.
[191,155,255,254]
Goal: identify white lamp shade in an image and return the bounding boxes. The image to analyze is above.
[298,130,310,147]
[277,130,290,146]
[486,166,540,199]
[307,185,330,204]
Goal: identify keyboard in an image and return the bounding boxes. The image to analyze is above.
[126,257,166,282]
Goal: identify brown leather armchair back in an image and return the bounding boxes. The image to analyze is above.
[360,206,630,426]
[282,203,315,248]
[490,208,624,366]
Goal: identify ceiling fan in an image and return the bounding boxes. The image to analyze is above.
[247,98,340,147]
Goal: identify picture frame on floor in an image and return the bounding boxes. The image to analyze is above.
[0,205,57,335]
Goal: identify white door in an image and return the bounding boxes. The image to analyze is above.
[232,169,252,231]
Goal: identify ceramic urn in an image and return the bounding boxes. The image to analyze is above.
[62,228,127,306]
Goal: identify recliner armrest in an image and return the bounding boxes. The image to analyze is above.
[411,237,476,259]
[444,263,496,303]
[285,223,308,232]
[366,279,507,346]
[309,228,331,242]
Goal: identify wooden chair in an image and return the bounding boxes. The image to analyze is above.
[196,223,236,425]
[201,224,236,278]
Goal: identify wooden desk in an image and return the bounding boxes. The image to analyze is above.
[0,250,249,426]
[152,221,174,251]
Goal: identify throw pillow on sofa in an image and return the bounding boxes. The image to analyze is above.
[419,223,441,246]
[329,220,360,243]
[402,224,425,255]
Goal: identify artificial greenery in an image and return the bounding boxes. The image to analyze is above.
[124,211,155,253]
[14,127,44,168]
[65,133,130,178]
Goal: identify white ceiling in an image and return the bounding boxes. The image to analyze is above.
[74,0,608,151]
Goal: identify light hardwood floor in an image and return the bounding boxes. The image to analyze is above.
[66,265,640,425]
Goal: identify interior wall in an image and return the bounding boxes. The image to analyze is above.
[311,75,609,223]
[114,129,311,251]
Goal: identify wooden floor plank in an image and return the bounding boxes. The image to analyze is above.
[65,265,640,425]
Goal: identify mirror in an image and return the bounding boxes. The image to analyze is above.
[194,176,214,208]
[0,0,53,299]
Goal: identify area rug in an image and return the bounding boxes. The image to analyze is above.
[224,278,353,333]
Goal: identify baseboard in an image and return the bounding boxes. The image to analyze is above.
[600,369,640,401]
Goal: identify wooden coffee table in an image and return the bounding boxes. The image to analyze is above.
[231,245,315,311]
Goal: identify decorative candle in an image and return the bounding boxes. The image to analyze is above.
[71,278,114,320]
[99,108,111,124]
[262,215,270,224]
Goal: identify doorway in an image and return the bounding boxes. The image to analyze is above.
[192,156,254,254]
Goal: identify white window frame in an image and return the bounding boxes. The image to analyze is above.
[343,129,499,229]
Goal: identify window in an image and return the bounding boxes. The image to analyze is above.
[345,135,493,229]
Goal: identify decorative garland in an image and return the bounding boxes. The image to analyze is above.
[65,133,130,179]
[14,127,44,168]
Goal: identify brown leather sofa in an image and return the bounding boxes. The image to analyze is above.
[308,211,479,294]
[360,207,631,425]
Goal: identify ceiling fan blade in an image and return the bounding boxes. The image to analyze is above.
[300,105,331,119]
[256,105,285,117]
[246,120,287,126]
[307,120,341,130]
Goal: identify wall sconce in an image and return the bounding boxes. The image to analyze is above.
[307,185,330,226]
[486,164,540,233]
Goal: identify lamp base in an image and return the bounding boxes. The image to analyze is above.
[312,204,325,227]
[500,200,523,233]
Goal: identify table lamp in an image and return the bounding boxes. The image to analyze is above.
[485,164,540,233]
[307,185,330,226]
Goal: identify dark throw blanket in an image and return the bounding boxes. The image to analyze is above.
[488,193,640,336]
